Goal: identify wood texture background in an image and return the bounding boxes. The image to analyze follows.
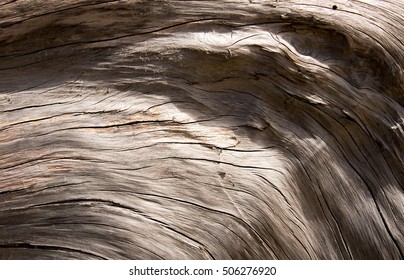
[0,0,403,259]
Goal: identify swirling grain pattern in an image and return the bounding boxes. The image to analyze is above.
[0,0,403,259]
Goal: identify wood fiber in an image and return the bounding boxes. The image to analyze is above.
[0,0,403,259]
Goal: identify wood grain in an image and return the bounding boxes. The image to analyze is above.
[0,0,403,259]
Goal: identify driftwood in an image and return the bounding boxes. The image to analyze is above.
[0,0,403,260]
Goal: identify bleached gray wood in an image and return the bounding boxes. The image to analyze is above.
[0,0,403,259]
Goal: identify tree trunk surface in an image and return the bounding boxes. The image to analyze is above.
[0,0,403,259]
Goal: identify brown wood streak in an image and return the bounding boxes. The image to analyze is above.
[0,0,403,259]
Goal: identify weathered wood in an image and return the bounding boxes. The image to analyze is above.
[0,0,403,259]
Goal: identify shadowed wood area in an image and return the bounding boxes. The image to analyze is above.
[0,0,403,259]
